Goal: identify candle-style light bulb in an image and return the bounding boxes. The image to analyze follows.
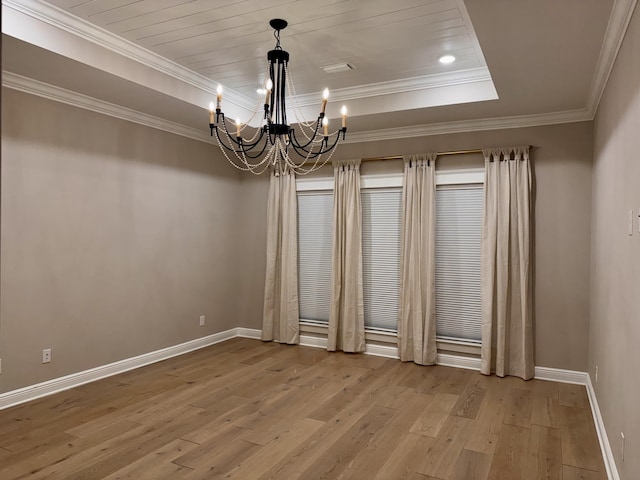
[341,105,347,129]
[322,117,329,136]
[321,88,329,114]
[216,85,223,110]
[235,118,241,137]
[265,78,273,107]
[209,102,215,124]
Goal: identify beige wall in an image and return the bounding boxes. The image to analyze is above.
[238,122,594,372]
[0,94,596,392]
[0,88,244,392]
[591,4,640,478]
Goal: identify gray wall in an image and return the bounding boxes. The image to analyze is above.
[591,4,640,478]
[238,122,594,373]
[0,88,244,392]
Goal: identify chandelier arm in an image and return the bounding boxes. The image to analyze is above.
[290,129,343,158]
[283,144,325,173]
[235,128,268,151]
[240,141,276,170]
[213,126,245,153]
[289,127,342,157]
[214,131,260,172]
[230,137,272,171]
[287,121,323,150]
[236,134,271,159]
[292,135,341,174]
[214,125,274,173]
[289,145,324,160]
[319,130,344,153]
[217,119,268,151]
[215,126,271,168]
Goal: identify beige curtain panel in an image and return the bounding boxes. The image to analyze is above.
[398,153,438,365]
[328,159,366,353]
[262,166,300,344]
[481,146,533,380]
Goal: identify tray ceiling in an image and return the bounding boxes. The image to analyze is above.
[2,0,627,140]
[45,0,489,98]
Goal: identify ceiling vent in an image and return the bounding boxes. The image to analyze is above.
[323,63,355,74]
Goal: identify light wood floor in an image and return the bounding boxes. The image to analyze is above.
[0,338,606,479]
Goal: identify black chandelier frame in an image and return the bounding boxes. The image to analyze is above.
[209,18,346,170]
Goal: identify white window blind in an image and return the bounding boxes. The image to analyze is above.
[297,191,333,323]
[435,184,484,342]
[362,188,402,331]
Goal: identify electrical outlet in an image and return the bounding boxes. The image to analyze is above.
[42,349,52,364]
[621,432,625,462]
[199,315,206,327]
[595,365,598,383]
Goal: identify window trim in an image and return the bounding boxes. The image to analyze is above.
[437,168,484,185]
[295,168,484,191]
[295,172,404,192]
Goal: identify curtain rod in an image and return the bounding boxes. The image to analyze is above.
[303,146,532,166]
[361,149,484,162]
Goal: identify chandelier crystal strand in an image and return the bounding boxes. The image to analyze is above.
[284,132,327,174]
[236,62,271,139]
[214,132,253,172]
[208,18,346,175]
[222,125,271,171]
[284,63,316,130]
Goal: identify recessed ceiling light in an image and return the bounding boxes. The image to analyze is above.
[438,54,456,65]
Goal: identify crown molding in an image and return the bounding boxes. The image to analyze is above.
[293,67,493,107]
[3,0,496,113]
[1,0,254,112]
[587,0,639,115]
[2,71,216,145]
[3,71,594,146]
[4,0,637,129]
[344,109,593,144]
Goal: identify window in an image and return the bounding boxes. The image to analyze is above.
[296,169,484,346]
[361,187,402,331]
[296,175,403,330]
[297,191,333,323]
[435,183,484,343]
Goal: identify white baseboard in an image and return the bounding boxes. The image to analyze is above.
[299,334,400,359]
[438,353,481,371]
[299,334,328,349]
[0,326,620,480]
[586,375,620,480]
[0,328,239,410]
[235,327,261,340]
[365,343,399,359]
[533,366,589,385]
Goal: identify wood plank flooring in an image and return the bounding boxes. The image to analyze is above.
[0,338,607,479]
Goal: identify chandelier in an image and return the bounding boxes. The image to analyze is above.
[208,19,347,175]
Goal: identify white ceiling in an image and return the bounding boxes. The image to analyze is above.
[2,0,633,143]
[44,0,489,97]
